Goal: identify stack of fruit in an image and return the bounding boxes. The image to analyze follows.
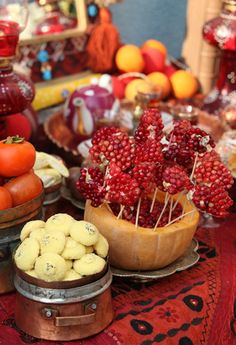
[112,39,198,103]
[0,136,43,211]
[14,215,108,282]
[76,108,233,228]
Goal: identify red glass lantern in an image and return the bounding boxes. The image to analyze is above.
[0,0,35,117]
[202,0,236,115]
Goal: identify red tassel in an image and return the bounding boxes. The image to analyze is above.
[86,8,121,72]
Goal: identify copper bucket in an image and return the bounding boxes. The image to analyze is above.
[0,192,44,294]
[14,267,113,341]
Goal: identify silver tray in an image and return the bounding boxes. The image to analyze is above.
[111,238,199,283]
[60,185,85,210]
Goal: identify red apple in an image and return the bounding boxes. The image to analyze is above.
[164,64,177,78]
[112,76,126,99]
[141,46,165,74]
[120,76,137,87]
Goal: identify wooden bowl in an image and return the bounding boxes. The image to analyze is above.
[0,191,44,231]
[84,193,200,271]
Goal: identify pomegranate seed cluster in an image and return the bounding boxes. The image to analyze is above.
[76,167,106,207]
[163,165,192,195]
[89,127,135,171]
[191,184,233,217]
[134,108,164,144]
[194,158,233,190]
[105,164,141,206]
[164,120,215,170]
[76,108,234,225]
[130,163,156,196]
[134,139,164,164]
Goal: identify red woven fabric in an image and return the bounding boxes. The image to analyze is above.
[1,215,236,345]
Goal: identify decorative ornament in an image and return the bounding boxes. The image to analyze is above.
[87,2,99,22]
[86,7,120,72]
[37,49,52,81]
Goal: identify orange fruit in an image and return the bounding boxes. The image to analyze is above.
[147,72,171,99]
[142,39,167,59]
[125,79,152,102]
[170,70,199,99]
[115,45,145,73]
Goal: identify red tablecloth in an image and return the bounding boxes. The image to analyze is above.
[1,215,236,345]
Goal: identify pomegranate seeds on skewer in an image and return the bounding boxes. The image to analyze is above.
[89,127,135,171]
[194,159,234,190]
[167,120,215,153]
[185,127,215,153]
[91,127,121,146]
[164,120,215,169]
[105,168,141,207]
[190,184,233,217]
[166,119,192,144]
[200,150,221,163]
[163,143,195,169]
[76,167,106,207]
[162,164,192,195]
[134,139,164,164]
[130,163,156,196]
[134,108,164,144]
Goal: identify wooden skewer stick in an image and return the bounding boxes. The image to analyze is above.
[153,193,170,231]
[135,198,142,228]
[190,152,199,181]
[182,199,187,215]
[168,196,174,223]
[104,202,113,214]
[150,188,158,213]
[117,204,125,219]
[172,191,184,212]
[164,209,196,227]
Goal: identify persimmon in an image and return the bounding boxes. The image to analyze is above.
[0,136,36,177]
[0,186,13,210]
[4,172,43,206]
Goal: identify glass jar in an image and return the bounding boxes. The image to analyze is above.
[133,85,162,122]
[171,104,199,125]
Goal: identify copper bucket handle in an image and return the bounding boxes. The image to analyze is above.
[41,303,97,327]
[55,313,96,327]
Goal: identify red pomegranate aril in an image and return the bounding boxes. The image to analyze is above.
[134,108,164,144]
[190,184,233,217]
[194,158,233,190]
[134,139,164,164]
[90,128,135,171]
[130,163,156,196]
[162,164,192,194]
